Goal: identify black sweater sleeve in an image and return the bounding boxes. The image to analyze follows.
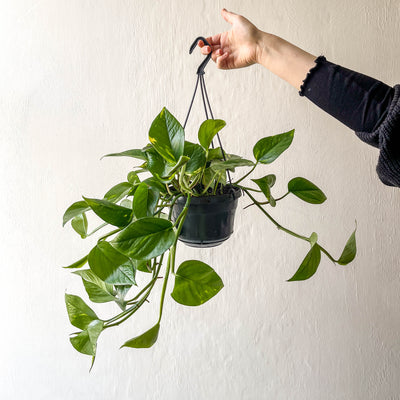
[299,56,400,187]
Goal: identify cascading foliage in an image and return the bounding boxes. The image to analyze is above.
[62,107,356,366]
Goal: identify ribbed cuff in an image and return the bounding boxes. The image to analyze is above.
[299,56,327,96]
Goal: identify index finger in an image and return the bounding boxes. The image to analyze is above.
[198,34,222,48]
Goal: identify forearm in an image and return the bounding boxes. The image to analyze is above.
[256,32,317,91]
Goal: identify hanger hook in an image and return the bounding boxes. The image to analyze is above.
[189,36,212,75]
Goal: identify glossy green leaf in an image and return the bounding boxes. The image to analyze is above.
[88,241,136,285]
[211,158,254,171]
[102,149,147,161]
[164,155,190,177]
[309,232,318,247]
[71,213,88,238]
[103,182,133,203]
[287,244,321,281]
[251,174,277,207]
[171,260,224,306]
[120,199,132,209]
[142,177,167,194]
[127,171,140,185]
[136,259,152,273]
[121,323,160,349]
[133,183,159,219]
[146,149,189,182]
[115,285,132,302]
[63,200,90,227]
[73,269,115,303]
[207,147,224,161]
[112,217,175,260]
[149,108,184,163]
[202,167,215,187]
[62,254,88,269]
[337,228,357,265]
[146,149,169,179]
[83,197,133,227]
[288,177,327,204]
[183,141,207,174]
[70,320,104,356]
[198,119,226,150]
[253,129,294,164]
[65,293,99,330]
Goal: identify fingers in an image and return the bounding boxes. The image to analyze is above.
[216,52,229,69]
[200,45,221,55]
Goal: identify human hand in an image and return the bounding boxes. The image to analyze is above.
[199,9,262,70]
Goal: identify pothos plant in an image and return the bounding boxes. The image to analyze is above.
[63,107,356,366]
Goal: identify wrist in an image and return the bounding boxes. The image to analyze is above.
[255,32,317,90]
[254,31,277,67]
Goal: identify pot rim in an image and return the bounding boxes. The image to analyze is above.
[174,184,242,205]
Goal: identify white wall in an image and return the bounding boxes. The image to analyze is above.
[1,1,399,399]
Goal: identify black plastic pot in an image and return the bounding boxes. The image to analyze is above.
[172,185,242,248]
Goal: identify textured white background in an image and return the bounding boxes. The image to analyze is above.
[1,1,400,399]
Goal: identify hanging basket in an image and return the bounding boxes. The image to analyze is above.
[172,185,242,248]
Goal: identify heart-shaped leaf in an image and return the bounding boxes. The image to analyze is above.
[183,141,207,174]
[288,177,327,204]
[253,129,294,164]
[251,174,277,207]
[149,108,184,163]
[103,182,133,203]
[70,320,104,356]
[337,228,357,265]
[83,197,133,227]
[73,269,116,303]
[88,241,136,285]
[121,323,160,349]
[207,147,224,161]
[198,119,226,150]
[133,182,159,219]
[171,260,224,306]
[71,213,88,238]
[287,244,321,281]
[65,294,99,330]
[127,171,140,185]
[146,148,189,182]
[112,217,175,260]
[63,201,90,226]
[142,177,167,194]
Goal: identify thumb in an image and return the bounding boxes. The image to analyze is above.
[221,8,238,24]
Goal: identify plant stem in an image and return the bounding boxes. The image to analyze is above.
[189,175,201,189]
[239,186,262,193]
[242,188,309,241]
[172,194,191,228]
[318,246,337,263]
[105,260,163,327]
[166,184,173,196]
[234,162,258,185]
[97,227,122,242]
[170,194,191,274]
[86,222,108,237]
[157,252,172,324]
[213,175,221,195]
[243,191,290,209]
[242,188,337,262]
[200,173,218,195]
[168,195,180,221]
[157,195,191,323]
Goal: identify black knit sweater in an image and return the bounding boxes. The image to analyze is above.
[299,56,400,187]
